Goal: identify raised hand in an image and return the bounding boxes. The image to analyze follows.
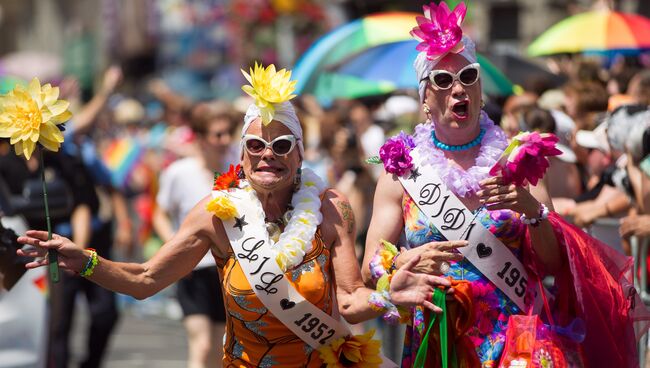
[389,255,452,313]
[16,230,88,273]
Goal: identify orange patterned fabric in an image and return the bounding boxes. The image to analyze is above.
[216,230,332,367]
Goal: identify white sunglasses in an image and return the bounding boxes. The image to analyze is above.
[241,134,298,156]
[422,63,481,90]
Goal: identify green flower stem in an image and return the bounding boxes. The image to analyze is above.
[40,149,59,283]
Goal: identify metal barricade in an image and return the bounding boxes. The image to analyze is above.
[631,235,650,367]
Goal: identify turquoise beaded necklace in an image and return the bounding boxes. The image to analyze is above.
[431,128,485,151]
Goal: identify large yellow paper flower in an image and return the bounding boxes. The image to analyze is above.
[318,329,382,368]
[205,194,238,220]
[0,78,71,159]
[241,62,297,125]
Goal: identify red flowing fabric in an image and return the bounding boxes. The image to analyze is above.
[522,212,650,367]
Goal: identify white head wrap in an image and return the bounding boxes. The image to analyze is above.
[242,101,304,158]
[623,110,650,163]
[415,35,478,102]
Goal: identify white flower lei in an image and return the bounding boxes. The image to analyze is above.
[239,167,326,272]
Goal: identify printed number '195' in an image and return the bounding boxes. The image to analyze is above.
[496,261,527,298]
[294,313,336,345]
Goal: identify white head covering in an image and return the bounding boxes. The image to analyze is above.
[624,111,650,163]
[242,101,304,158]
[415,35,477,102]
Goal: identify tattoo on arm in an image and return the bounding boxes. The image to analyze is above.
[337,201,355,234]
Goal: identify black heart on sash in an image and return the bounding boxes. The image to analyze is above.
[280,298,296,310]
[476,243,492,258]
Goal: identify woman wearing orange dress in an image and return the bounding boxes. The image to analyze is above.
[17,64,452,367]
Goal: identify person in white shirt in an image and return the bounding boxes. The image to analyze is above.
[348,102,385,180]
[153,102,239,368]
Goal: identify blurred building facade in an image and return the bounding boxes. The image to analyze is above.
[0,0,648,97]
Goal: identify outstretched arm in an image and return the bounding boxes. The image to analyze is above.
[18,196,221,299]
[323,189,449,325]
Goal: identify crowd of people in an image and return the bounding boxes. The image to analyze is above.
[2,1,650,367]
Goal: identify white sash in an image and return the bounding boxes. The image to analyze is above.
[399,149,543,312]
[221,189,397,367]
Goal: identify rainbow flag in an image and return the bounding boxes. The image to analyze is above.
[103,138,143,188]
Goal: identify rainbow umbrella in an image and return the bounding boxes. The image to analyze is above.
[528,10,650,56]
[330,40,515,96]
[292,12,418,102]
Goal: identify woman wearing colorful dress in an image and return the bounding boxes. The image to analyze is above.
[362,2,647,367]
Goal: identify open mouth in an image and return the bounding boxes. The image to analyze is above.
[451,101,469,119]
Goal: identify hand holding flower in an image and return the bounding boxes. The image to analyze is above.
[478,176,542,217]
[16,231,88,274]
[1,78,73,283]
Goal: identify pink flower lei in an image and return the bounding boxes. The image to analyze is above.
[413,111,508,197]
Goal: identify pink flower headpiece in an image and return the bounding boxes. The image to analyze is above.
[410,2,468,62]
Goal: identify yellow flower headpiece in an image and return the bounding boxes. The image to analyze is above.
[241,62,297,125]
[0,78,71,159]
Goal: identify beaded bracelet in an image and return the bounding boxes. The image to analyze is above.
[80,248,99,277]
[520,204,549,227]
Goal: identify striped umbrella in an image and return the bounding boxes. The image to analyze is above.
[329,40,515,97]
[292,12,418,103]
[528,10,650,56]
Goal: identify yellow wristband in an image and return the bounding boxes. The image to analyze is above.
[80,249,98,277]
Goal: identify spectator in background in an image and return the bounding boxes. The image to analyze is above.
[347,101,385,179]
[607,67,639,97]
[47,66,126,368]
[152,101,239,368]
[329,126,375,254]
[294,95,332,184]
[319,107,346,186]
[620,114,650,240]
[0,139,109,368]
[570,59,606,86]
[627,69,650,107]
[147,79,195,165]
[567,107,647,230]
[499,92,537,138]
[521,107,582,200]
[564,81,609,131]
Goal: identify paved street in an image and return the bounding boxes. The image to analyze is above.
[71,296,188,368]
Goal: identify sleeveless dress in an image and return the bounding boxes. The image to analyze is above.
[401,192,526,368]
[216,230,332,367]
